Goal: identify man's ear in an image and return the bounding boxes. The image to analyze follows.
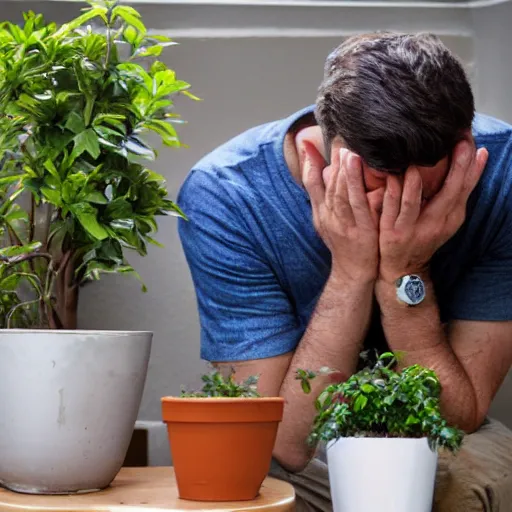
[295,126,327,163]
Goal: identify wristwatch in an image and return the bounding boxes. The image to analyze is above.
[395,275,426,306]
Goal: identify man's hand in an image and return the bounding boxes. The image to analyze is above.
[378,140,488,283]
[302,143,379,284]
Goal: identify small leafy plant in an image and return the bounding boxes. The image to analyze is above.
[0,1,196,329]
[297,352,464,452]
[181,369,261,398]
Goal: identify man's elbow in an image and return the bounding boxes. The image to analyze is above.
[272,445,312,474]
[457,400,488,434]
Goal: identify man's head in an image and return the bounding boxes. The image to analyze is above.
[315,32,474,193]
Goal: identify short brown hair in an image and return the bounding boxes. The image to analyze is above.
[315,32,474,172]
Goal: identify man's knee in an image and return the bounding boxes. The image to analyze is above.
[270,457,332,512]
[434,418,512,512]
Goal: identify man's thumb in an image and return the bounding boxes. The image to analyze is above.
[302,140,326,204]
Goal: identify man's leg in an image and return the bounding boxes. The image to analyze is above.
[434,418,512,512]
[269,418,512,512]
[269,456,332,512]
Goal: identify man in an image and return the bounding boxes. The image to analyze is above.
[177,32,512,511]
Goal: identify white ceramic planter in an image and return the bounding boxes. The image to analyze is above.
[327,437,438,512]
[0,329,152,495]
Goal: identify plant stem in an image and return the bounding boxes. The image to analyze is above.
[53,250,78,329]
[0,252,52,266]
[6,224,22,246]
[29,195,35,242]
[7,299,40,328]
[105,26,111,69]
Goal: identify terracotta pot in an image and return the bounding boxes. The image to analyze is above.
[161,396,284,501]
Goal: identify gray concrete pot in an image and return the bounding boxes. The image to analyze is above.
[0,329,152,495]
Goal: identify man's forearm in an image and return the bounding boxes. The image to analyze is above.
[274,272,374,472]
[375,275,478,432]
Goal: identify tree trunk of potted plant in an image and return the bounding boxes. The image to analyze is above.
[0,0,196,494]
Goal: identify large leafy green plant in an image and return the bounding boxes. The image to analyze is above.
[297,352,464,452]
[0,1,196,329]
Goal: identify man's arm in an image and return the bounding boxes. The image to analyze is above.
[375,138,505,431]
[216,145,383,472]
[216,275,373,472]
[375,277,512,431]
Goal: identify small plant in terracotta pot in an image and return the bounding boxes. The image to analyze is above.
[297,352,464,512]
[161,369,284,502]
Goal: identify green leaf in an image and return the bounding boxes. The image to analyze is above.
[40,187,62,205]
[406,414,420,426]
[353,395,368,412]
[360,383,375,394]
[0,175,23,186]
[135,46,163,58]
[73,129,101,160]
[61,181,75,203]
[146,119,177,137]
[150,60,167,75]
[300,379,311,395]
[93,113,126,126]
[182,90,201,101]
[84,95,95,127]
[123,137,155,159]
[43,159,61,181]
[5,209,28,223]
[52,7,108,39]
[112,5,141,18]
[113,7,147,35]
[123,25,138,46]
[0,242,42,258]
[70,203,108,240]
[83,191,108,204]
[148,35,173,43]
[0,273,21,291]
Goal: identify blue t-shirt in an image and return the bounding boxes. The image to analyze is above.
[178,105,512,362]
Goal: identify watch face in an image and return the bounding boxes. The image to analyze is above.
[405,276,425,304]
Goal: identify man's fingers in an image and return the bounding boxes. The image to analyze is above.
[367,187,385,229]
[396,168,422,229]
[345,151,373,225]
[381,175,402,231]
[334,149,354,221]
[302,141,326,207]
[430,140,472,212]
[465,147,488,199]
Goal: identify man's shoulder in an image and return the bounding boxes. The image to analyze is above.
[193,122,277,174]
[473,113,512,185]
[191,106,313,175]
[179,106,314,205]
[473,113,512,141]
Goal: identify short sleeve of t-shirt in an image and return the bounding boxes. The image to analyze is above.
[446,135,512,321]
[177,168,302,362]
[447,218,512,321]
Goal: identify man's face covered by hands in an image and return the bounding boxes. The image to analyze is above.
[323,137,452,221]
[299,126,488,284]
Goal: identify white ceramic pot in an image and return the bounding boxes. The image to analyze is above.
[0,329,152,495]
[327,437,438,512]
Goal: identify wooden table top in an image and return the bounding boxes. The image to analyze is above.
[0,467,295,512]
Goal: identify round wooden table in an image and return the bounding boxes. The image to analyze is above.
[0,467,296,512]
